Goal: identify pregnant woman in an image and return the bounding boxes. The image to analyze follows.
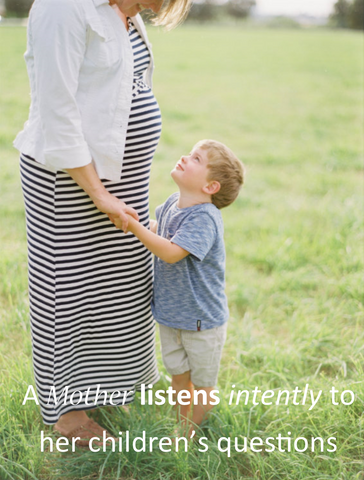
[14,0,190,445]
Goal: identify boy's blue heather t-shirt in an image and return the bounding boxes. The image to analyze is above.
[152,193,229,331]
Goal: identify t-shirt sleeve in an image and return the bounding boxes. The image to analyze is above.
[171,213,217,261]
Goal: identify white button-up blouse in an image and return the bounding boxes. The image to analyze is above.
[14,0,155,181]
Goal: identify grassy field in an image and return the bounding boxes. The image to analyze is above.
[0,24,363,480]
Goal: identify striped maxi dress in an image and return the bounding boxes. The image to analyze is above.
[20,18,161,424]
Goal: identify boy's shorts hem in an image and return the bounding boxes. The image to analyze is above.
[159,323,227,387]
[166,366,191,377]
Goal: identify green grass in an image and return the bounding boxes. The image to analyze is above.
[0,25,363,479]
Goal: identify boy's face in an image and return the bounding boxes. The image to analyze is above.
[171,147,211,195]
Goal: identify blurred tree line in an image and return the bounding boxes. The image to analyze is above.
[3,0,256,20]
[187,0,255,22]
[4,0,362,29]
[330,0,364,29]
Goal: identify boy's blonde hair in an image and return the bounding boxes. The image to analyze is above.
[194,139,245,210]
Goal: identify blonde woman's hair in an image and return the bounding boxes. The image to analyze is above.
[153,0,192,29]
[194,139,245,210]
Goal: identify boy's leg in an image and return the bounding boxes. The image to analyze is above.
[171,371,193,423]
[158,325,192,424]
[186,386,215,438]
[159,323,227,437]
[181,323,228,437]
[171,376,215,438]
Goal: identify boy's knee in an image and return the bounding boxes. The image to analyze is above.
[172,371,191,388]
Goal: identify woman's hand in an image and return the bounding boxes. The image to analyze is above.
[95,193,139,232]
[65,163,138,232]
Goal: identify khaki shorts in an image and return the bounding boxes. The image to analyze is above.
[158,323,227,387]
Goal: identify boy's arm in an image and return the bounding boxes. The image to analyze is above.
[127,216,189,264]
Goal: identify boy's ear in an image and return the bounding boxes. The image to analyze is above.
[203,181,220,195]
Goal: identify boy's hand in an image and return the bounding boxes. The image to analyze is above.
[149,219,158,234]
[109,210,138,233]
[121,214,138,233]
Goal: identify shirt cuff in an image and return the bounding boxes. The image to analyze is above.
[44,144,92,170]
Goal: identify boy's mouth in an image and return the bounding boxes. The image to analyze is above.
[176,163,184,171]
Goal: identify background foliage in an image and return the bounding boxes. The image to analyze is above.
[330,0,364,29]
[4,0,33,17]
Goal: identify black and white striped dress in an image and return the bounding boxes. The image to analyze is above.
[20,18,161,424]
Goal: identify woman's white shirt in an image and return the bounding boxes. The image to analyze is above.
[14,0,154,181]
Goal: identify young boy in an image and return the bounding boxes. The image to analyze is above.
[124,139,244,436]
